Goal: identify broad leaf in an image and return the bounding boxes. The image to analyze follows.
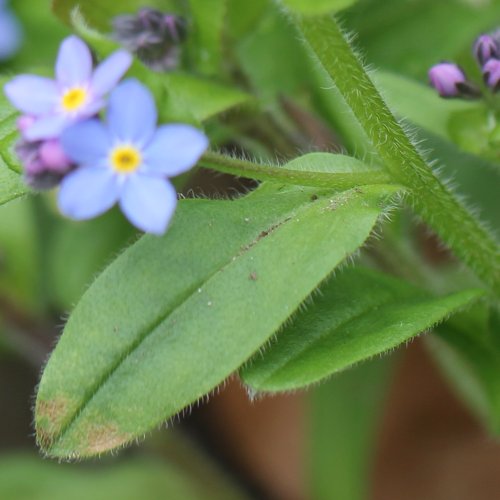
[35,183,399,458]
[241,267,483,392]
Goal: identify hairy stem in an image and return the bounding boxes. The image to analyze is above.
[199,151,392,189]
[297,15,500,296]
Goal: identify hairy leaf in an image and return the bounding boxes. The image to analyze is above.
[241,267,484,392]
[35,183,398,458]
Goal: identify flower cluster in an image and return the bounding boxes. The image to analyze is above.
[428,31,500,99]
[112,8,187,72]
[4,36,208,235]
[0,0,22,61]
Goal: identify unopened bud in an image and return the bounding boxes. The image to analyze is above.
[39,139,72,172]
[428,62,480,99]
[112,9,187,72]
[474,34,498,65]
[17,114,35,135]
[483,58,500,91]
[15,138,73,190]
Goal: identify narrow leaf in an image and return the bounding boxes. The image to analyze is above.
[241,267,484,392]
[35,183,399,458]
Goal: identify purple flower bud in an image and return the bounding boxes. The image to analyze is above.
[428,62,480,99]
[39,139,72,172]
[17,114,35,134]
[112,9,187,72]
[15,138,73,190]
[474,34,499,65]
[483,58,500,91]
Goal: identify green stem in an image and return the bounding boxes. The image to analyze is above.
[199,150,393,189]
[297,15,500,296]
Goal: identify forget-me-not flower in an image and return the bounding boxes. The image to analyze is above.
[0,0,22,61]
[4,35,132,141]
[59,79,209,235]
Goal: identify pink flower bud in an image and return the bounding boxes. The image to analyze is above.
[16,114,35,134]
[428,62,466,97]
[483,58,500,91]
[39,139,72,172]
[474,34,498,65]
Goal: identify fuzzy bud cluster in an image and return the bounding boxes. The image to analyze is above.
[112,8,187,72]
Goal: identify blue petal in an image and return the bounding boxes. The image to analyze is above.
[143,124,208,177]
[0,9,22,61]
[61,119,111,165]
[107,79,157,147]
[119,175,177,235]
[58,167,120,220]
[91,50,133,98]
[23,114,68,141]
[4,75,58,115]
[56,36,93,87]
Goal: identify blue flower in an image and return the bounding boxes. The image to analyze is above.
[59,79,209,235]
[4,35,132,141]
[0,0,22,61]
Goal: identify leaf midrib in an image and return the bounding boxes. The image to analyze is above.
[44,192,320,450]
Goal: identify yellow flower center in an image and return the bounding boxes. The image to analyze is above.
[61,87,87,112]
[110,145,142,174]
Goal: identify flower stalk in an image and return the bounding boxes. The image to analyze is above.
[199,150,394,190]
[296,14,500,296]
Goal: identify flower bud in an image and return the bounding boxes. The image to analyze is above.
[15,138,73,190]
[474,34,498,65]
[16,114,35,135]
[39,139,72,172]
[483,58,500,91]
[112,9,187,72]
[428,62,480,98]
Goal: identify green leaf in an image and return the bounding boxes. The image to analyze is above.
[0,84,28,205]
[226,0,268,39]
[187,0,227,76]
[0,198,40,310]
[281,0,357,15]
[241,267,484,392]
[35,183,398,458]
[236,4,314,103]
[345,0,500,79]
[429,305,500,433]
[0,455,237,500]
[310,357,393,500]
[47,209,136,310]
[161,73,252,123]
